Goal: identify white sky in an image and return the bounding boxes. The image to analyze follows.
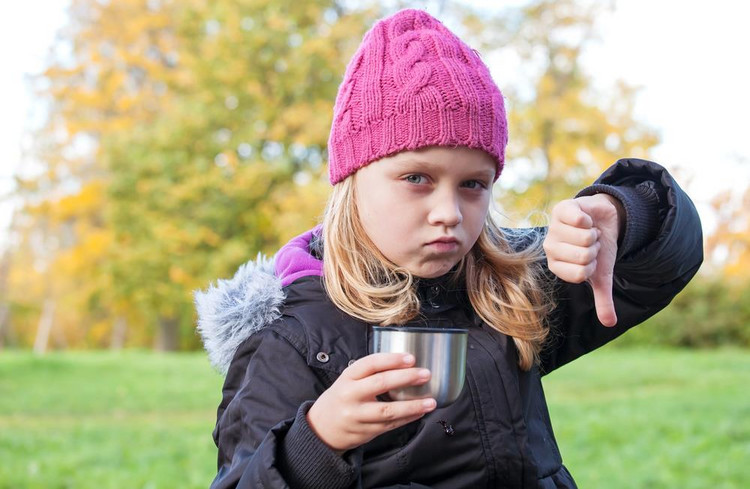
[2,0,749,249]
[0,0,69,250]
[583,0,750,221]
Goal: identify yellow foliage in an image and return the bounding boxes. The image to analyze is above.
[168,265,192,285]
[707,185,750,278]
[86,319,112,347]
[53,181,104,221]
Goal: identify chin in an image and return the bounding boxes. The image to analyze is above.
[412,262,457,279]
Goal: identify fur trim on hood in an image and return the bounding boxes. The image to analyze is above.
[194,254,285,375]
[195,227,323,375]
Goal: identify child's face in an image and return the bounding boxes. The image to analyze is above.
[354,146,496,279]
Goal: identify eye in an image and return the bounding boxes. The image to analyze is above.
[461,180,488,190]
[405,174,427,184]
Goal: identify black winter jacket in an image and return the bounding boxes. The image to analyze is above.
[196,159,703,488]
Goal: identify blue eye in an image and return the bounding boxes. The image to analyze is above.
[405,174,426,184]
[462,180,486,189]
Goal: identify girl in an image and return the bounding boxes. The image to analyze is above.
[196,9,702,489]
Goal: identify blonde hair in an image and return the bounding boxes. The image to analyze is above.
[322,175,555,370]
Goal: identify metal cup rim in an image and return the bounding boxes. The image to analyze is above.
[372,326,468,334]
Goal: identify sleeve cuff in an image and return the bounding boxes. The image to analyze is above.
[576,182,661,258]
[278,400,359,489]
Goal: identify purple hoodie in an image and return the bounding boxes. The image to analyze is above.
[274,225,324,287]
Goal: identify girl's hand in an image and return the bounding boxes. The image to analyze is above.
[306,352,436,453]
[543,194,624,327]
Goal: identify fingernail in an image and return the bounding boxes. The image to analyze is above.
[418,369,431,380]
[403,354,415,365]
[422,398,436,410]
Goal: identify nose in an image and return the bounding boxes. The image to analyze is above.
[427,190,462,227]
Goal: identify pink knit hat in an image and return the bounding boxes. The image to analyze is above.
[327,9,507,184]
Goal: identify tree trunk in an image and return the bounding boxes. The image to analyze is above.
[33,299,56,355]
[154,316,179,351]
[110,316,127,350]
[0,303,9,349]
[0,251,10,350]
[52,318,68,349]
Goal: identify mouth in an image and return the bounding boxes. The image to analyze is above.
[425,237,460,252]
[427,237,459,245]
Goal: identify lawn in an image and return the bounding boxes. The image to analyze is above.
[0,351,223,489]
[0,347,747,488]
[543,347,750,488]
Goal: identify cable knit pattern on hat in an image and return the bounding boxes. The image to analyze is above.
[327,9,507,184]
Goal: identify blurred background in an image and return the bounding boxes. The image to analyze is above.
[0,0,748,488]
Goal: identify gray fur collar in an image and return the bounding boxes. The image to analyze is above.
[194,254,285,375]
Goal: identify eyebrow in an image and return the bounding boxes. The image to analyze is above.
[464,169,496,181]
[392,159,495,180]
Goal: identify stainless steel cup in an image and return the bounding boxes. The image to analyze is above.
[371,326,468,408]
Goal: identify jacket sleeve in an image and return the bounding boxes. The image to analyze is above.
[539,158,704,374]
[210,319,360,489]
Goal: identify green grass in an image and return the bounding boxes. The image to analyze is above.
[0,350,224,489]
[544,347,750,488]
[0,348,748,488]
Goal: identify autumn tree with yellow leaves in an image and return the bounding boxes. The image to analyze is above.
[4,0,744,351]
[6,0,373,350]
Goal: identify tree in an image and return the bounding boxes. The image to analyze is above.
[9,0,376,350]
[8,0,184,350]
[102,0,377,349]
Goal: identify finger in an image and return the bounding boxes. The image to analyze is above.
[356,367,431,398]
[577,194,621,227]
[547,260,597,284]
[345,353,415,381]
[590,273,617,326]
[359,398,437,425]
[544,241,600,266]
[545,224,599,248]
[552,200,594,229]
[358,412,430,438]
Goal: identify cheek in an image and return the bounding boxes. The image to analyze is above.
[357,190,399,246]
[356,195,420,265]
[462,203,489,248]
[467,199,490,228]
[360,186,415,229]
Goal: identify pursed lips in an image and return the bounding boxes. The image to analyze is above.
[427,237,459,245]
[425,237,460,252]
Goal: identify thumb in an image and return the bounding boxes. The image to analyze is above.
[589,270,617,327]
